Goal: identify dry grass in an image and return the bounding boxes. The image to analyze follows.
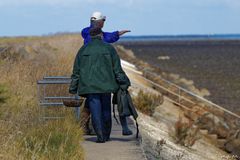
[133,90,163,116]
[0,36,41,44]
[18,116,84,160]
[0,85,7,104]
[0,35,84,159]
[170,116,201,147]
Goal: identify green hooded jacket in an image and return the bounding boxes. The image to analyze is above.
[69,36,130,96]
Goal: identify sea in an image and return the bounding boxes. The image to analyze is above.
[119,34,240,42]
[117,34,240,113]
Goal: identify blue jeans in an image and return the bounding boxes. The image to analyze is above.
[86,93,112,141]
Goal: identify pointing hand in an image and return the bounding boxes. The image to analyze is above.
[118,30,131,36]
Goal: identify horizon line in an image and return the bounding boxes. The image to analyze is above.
[1,32,240,38]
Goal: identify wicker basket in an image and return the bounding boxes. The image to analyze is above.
[63,98,84,107]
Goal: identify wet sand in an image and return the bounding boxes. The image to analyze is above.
[117,40,240,113]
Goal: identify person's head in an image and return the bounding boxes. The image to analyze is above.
[89,27,103,38]
[90,11,106,29]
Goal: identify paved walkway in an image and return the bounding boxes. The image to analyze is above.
[81,115,146,160]
[81,65,148,160]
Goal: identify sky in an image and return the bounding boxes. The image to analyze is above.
[1,0,240,36]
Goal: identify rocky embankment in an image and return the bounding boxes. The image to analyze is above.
[120,46,240,160]
[122,63,230,160]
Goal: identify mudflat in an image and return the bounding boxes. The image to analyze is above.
[117,40,240,114]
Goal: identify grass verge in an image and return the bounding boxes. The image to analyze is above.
[0,36,84,159]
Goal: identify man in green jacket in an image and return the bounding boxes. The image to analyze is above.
[69,27,130,143]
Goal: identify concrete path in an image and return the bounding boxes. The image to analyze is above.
[81,64,148,160]
[81,116,146,160]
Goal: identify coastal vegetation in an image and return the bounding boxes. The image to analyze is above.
[133,90,163,116]
[1,34,239,159]
[0,85,7,104]
[171,116,200,147]
[0,35,84,159]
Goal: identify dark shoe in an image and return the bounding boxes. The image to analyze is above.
[104,137,110,141]
[96,139,105,143]
[122,129,133,136]
[96,134,105,143]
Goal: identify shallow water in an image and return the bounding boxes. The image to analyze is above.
[118,40,240,113]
